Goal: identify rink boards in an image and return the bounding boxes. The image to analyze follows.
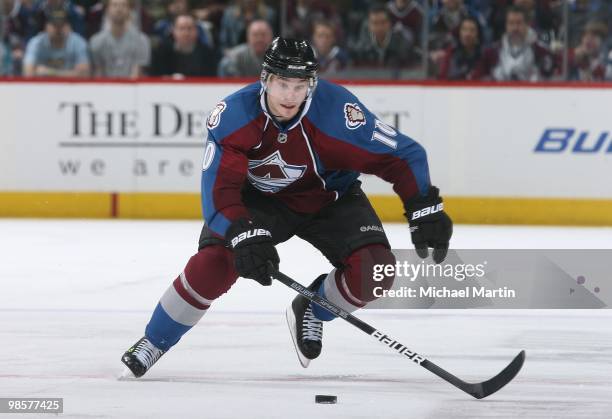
[0,80,611,225]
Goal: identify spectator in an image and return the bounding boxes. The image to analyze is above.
[4,0,39,43]
[488,0,513,42]
[89,0,150,78]
[23,7,89,77]
[311,19,347,77]
[35,0,87,37]
[0,5,12,74]
[193,1,227,23]
[76,1,105,39]
[284,0,343,42]
[429,0,488,52]
[386,0,423,46]
[490,1,563,46]
[218,0,276,50]
[467,0,493,20]
[429,0,483,74]
[343,0,371,42]
[193,1,227,46]
[150,13,218,77]
[0,2,4,35]
[87,0,154,39]
[567,0,612,48]
[152,0,212,48]
[3,0,39,74]
[568,20,608,81]
[514,0,562,45]
[349,4,416,71]
[438,16,496,80]
[125,1,155,35]
[491,6,556,81]
[153,0,189,40]
[430,0,467,52]
[218,18,272,77]
[0,39,11,75]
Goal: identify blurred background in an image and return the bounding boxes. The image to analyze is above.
[1,0,611,81]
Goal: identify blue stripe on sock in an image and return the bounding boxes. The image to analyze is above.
[311,284,337,321]
[145,303,192,351]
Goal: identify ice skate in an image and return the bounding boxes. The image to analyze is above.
[286,274,326,368]
[121,337,166,378]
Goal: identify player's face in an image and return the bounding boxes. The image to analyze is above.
[266,75,310,121]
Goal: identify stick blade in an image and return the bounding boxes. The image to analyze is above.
[465,350,526,399]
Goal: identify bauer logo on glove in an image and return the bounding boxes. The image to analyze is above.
[404,187,453,264]
[230,228,272,248]
[410,203,444,221]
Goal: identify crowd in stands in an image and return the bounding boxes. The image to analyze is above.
[0,0,611,81]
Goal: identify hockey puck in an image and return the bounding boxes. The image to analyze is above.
[315,395,337,404]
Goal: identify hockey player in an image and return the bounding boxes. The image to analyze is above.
[121,37,453,376]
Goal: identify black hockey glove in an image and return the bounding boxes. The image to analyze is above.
[226,219,279,286]
[404,186,453,264]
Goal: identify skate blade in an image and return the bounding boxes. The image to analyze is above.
[285,306,311,368]
[117,366,137,381]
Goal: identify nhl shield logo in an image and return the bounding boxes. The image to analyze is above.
[247,150,307,193]
[344,103,366,130]
[207,101,226,129]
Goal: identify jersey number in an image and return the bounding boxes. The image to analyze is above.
[371,120,398,149]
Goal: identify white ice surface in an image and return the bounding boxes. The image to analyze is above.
[1,220,611,418]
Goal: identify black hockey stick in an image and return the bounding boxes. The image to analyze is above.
[270,268,525,399]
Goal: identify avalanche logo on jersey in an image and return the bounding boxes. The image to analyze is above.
[207,101,226,129]
[247,150,307,193]
[344,103,366,130]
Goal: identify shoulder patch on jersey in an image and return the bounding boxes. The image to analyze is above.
[207,101,227,129]
[344,103,366,130]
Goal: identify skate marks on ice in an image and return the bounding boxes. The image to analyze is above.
[1,221,612,418]
[2,308,611,418]
[429,399,611,419]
